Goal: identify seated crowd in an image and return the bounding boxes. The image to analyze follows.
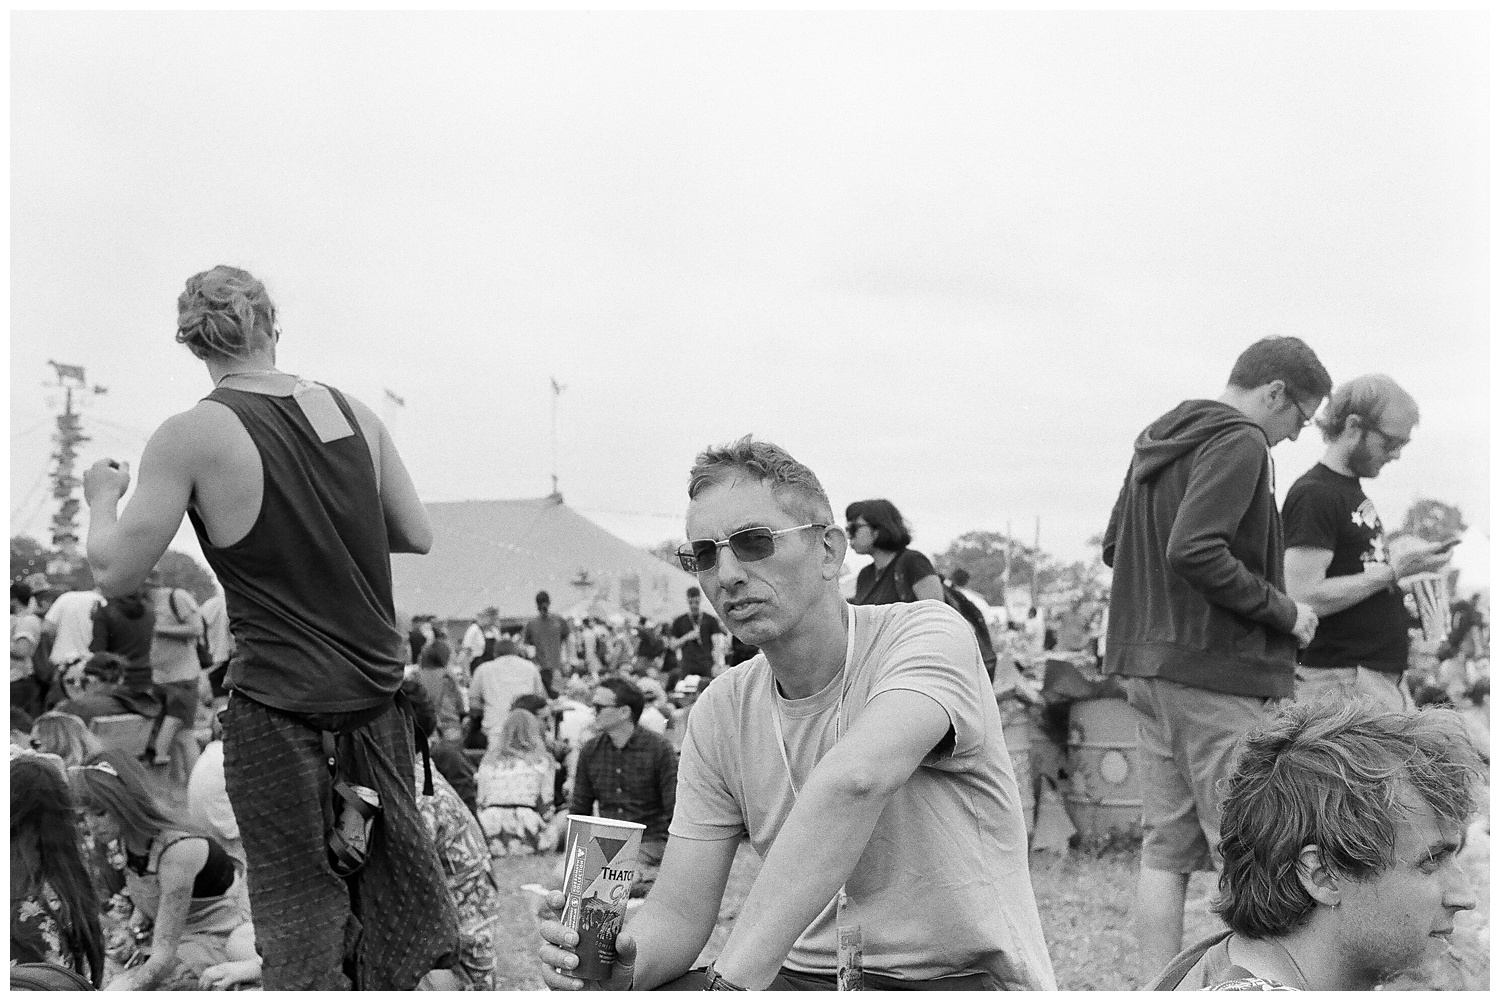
[9,578,692,991]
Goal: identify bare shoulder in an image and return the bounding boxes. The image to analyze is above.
[157,836,210,880]
[140,404,238,464]
[172,399,245,438]
[337,390,386,439]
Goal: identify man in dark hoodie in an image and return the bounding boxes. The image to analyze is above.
[1101,335,1332,975]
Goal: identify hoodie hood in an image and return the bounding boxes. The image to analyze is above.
[1133,400,1267,484]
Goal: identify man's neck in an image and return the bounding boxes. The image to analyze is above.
[1320,445,1359,479]
[1217,386,1277,441]
[760,595,849,701]
[1230,925,1365,991]
[206,349,280,386]
[606,721,635,748]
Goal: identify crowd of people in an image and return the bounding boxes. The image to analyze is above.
[8,267,1490,992]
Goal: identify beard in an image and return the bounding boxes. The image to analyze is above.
[1351,436,1386,478]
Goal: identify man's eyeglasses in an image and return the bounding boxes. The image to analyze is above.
[1365,426,1410,451]
[677,524,828,574]
[1289,395,1315,429]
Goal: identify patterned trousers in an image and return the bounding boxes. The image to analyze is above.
[222,692,460,989]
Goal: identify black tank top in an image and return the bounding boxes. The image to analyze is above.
[187,384,404,713]
[126,834,238,898]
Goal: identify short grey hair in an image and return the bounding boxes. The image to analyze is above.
[687,435,834,525]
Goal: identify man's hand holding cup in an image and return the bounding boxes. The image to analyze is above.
[537,889,636,991]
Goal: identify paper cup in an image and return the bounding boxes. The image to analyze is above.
[559,816,645,980]
[1400,572,1451,644]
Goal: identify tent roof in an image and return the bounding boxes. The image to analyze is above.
[391,494,696,623]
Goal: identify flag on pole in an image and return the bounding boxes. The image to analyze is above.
[551,376,565,396]
[49,361,86,382]
[384,388,405,408]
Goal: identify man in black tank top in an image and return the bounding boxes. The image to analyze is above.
[82,266,460,990]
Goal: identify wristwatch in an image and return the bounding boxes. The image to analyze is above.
[703,962,748,990]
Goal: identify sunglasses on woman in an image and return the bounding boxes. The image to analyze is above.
[677,524,827,574]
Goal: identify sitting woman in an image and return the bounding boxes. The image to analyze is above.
[476,708,559,856]
[25,712,123,903]
[29,711,105,768]
[67,749,256,990]
[10,757,106,988]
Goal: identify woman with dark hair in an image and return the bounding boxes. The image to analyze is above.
[67,749,255,990]
[846,498,945,605]
[10,757,106,987]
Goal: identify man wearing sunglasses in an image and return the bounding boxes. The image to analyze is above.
[569,677,676,899]
[539,436,1054,990]
[1101,335,1333,977]
[1282,375,1453,712]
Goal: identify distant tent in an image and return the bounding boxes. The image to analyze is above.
[392,494,696,624]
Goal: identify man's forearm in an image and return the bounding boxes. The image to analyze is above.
[711,768,892,987]
[622,897,722,989]
[84,504,126,593]
[155,622,200,639]
[1291,566,1394,619]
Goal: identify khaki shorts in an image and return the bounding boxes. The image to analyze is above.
[1295,666,1412,712]
[1122,677,1279,874]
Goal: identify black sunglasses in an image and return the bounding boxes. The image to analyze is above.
[677,524,827,574]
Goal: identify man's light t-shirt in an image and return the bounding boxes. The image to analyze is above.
[671,600,1055,990]
[45,591,104,665]
[470,654,544,736]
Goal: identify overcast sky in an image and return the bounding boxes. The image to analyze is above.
[9,11,1490,590]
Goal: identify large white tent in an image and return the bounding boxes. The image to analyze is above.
[391,494,696,625]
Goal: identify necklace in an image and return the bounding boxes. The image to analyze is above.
[215,368,281,386]
[1267,938,1311,991]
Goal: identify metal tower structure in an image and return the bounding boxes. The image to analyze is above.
[44,360,107,564]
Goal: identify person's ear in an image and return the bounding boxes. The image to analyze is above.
[1295,845,1342,908]
[822,524,847,581]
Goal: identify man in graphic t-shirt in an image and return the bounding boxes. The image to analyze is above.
[538,436,1054,990]
[1283,375,1455,711]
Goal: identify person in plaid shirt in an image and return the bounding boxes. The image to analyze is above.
[567,677,676,897]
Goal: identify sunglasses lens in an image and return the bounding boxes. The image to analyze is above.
[729,528,777,563]
[692,540,722,571]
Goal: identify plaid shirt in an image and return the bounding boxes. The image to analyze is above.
[568,726,677,843]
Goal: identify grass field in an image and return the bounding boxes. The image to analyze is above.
[488,816,1490,991]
